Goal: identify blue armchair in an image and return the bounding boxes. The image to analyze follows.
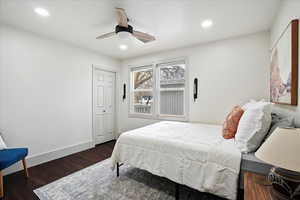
[0,148,29,198]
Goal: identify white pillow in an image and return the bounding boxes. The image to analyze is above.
[0,134,7,150]
[235,101,271,153]
[242,99,267,110]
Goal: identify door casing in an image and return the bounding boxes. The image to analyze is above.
[92,65,119,146]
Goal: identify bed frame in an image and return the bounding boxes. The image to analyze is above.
[116,153,272,200]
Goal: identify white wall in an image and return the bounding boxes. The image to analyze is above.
[271,0,299,47]
[0,24,120,174]
[119,32,270,133]
[0,24,271,173]
[270,0,300,120]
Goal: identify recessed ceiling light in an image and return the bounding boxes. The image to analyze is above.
[201,19,213,29]
[34,7,50,17]
[119,44,128,50]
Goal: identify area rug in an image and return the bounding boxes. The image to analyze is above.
[34,158,225,200]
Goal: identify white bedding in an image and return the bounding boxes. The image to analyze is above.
[111,121,242,200]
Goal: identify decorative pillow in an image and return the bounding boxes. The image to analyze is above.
[242,99,267,110]
[235,100,272,153]
[242,99,257,110]
[0,134,7,150]
[222,106,244,139]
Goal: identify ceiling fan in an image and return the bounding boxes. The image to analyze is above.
[96,8,156,43]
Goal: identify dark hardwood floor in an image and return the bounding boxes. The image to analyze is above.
[2,140,116,200]
[3,140,243,200]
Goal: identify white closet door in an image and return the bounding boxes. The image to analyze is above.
[93,69,115,144]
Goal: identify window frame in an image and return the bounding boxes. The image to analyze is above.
[128,58,189,121]
[128,64,156,119]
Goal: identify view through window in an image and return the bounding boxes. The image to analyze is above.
[130,60,187,120]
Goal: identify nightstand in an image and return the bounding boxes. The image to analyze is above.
[244,172,272,200]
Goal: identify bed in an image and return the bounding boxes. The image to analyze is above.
[111,121,242,200]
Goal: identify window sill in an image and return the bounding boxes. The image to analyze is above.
[128,113,156,120]
[158,115,188,122]
[128,113,188,122]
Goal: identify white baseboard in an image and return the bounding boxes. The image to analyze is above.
[3,141,94,176]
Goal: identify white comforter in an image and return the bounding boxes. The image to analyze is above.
[111,121,241,200]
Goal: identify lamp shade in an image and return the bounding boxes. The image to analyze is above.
[255,127,300,172]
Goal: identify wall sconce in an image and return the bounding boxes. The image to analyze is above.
[193,78,198,102]
[123,84,126,101]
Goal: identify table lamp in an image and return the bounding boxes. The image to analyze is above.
[255,127,300,200]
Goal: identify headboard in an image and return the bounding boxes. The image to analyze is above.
[271,105,300,127]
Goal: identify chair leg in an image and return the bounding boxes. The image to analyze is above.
[22,159,29,178]
[116,162,119,177]
[0,171,3,199]
[175,183,179,200]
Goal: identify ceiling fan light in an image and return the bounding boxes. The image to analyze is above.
[118,31,131,39]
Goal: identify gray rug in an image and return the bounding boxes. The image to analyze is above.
[34,159,225,200]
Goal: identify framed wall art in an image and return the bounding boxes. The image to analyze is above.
[270,19,298,105]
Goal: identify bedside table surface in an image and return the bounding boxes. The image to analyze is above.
[244,172,272,200]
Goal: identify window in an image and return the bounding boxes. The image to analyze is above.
[158,61,186,117]
[129,60,188,120]
[130,66,154,115]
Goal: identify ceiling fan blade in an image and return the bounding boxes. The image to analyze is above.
[133,31,156,43]
[96,32,116,39]
[115,8,128,27]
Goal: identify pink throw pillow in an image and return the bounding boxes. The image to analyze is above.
[222,106,244,139]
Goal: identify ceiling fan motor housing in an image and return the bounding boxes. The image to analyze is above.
[115,25,133,34]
